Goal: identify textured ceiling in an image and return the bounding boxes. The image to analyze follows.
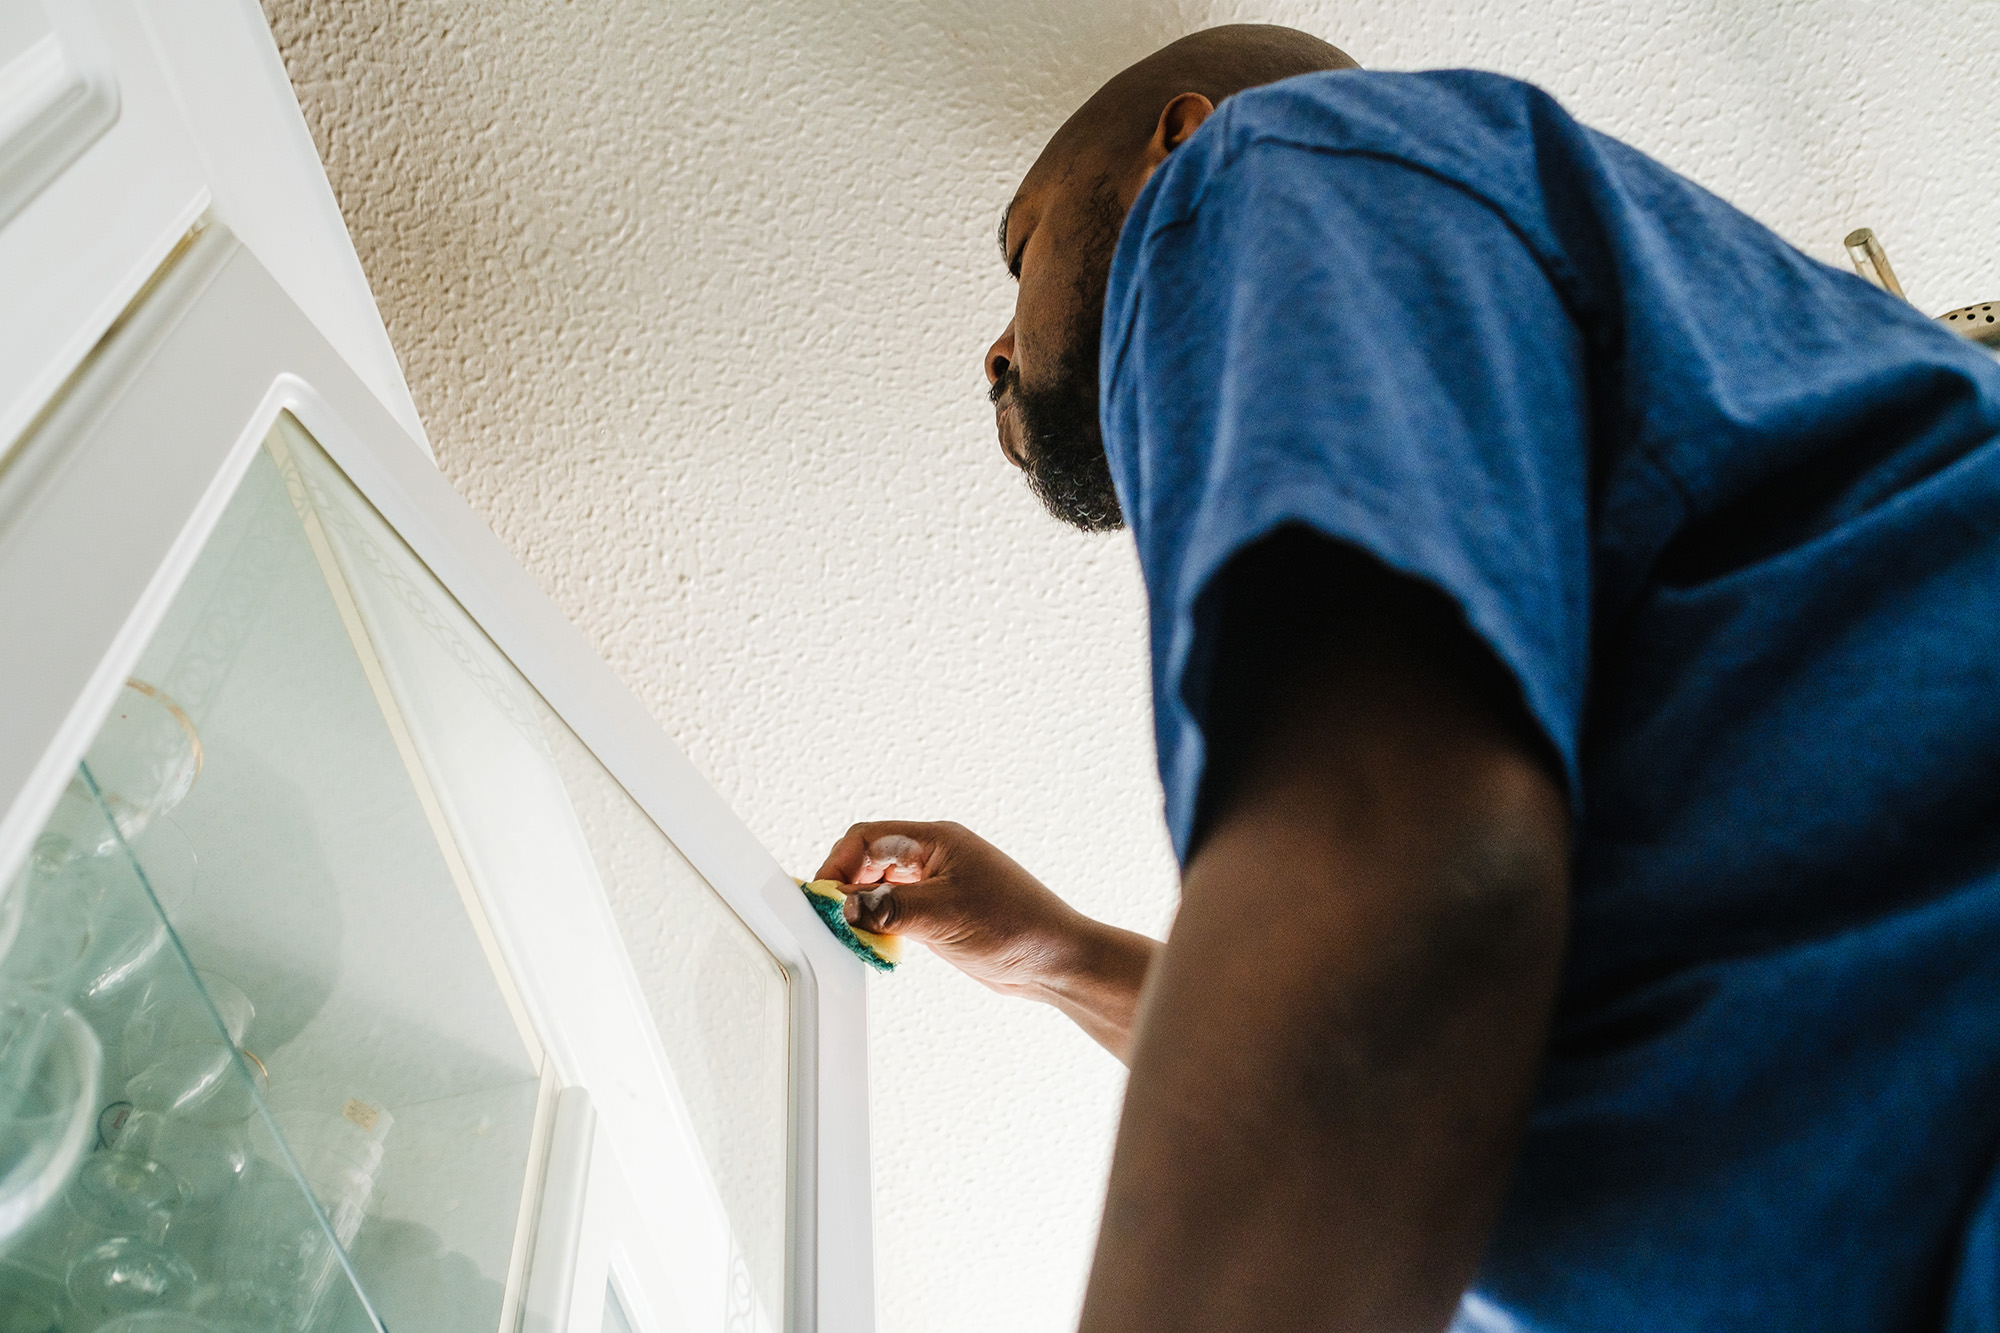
[258,1,1999,1328]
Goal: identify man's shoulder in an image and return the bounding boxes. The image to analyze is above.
[1127,69,1605,253]
[1221,71,1580,190]
[1226,68,1564,152]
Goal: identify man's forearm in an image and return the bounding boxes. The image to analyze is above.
[1023,916,1160,1063]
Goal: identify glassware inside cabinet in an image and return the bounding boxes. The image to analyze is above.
[0,762,377,1332]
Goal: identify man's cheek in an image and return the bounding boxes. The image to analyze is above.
[1014,286,1065,377]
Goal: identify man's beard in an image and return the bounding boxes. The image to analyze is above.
[993,184,1126,533]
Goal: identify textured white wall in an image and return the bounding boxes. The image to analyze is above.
[259,2,1999,1329]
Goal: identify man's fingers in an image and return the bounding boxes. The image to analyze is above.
[838,878,958,942]
[841,885,893,928]
[812,827,874,884]
[846,882,909,936]
[813,821,954,885]
[858,832,929,883]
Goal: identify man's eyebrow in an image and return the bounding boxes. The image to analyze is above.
[997,195,1023,270]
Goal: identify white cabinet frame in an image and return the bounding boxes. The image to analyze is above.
[0,221,875,1331]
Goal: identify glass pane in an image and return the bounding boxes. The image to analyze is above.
[268,415,791,1330]
[537,695,790,1327]
[108,421,549,1332]
[0,761,377,1331]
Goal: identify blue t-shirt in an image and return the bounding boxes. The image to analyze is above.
[1101,69,2000,1332]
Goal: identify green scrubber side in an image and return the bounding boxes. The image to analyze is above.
[799,880,900,972]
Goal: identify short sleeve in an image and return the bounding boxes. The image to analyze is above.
[1102,143,1592,863]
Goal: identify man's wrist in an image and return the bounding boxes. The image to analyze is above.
[1025,912,1155,1011]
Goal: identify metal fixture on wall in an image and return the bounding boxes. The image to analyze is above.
[1845,226,2000,350]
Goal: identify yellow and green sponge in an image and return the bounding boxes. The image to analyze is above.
[799,879,902,972]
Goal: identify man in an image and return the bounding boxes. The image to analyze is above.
[815,24,2000,1332]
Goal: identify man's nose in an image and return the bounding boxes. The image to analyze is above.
[985,321,1016,388]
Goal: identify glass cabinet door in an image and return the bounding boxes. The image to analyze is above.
[0,225,873,1331]
[260,411,792,1330]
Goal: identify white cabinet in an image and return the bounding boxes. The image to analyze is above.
[0,3,874,1330]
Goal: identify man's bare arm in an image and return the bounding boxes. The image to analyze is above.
[1077,531,1571,1331]
[815,821,1160,1062]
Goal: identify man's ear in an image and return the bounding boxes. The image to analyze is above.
[1144,92,1216,168]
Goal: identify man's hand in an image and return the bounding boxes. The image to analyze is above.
[814,822,1158,1060]
[1077,531,1571,1332]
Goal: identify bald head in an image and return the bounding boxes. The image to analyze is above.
[1043,25,1358,179]
[986,25,1358,531]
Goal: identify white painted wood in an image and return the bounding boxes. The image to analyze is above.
[524,1087,599,1333]
[0,0,206,464]
[0,225,876,1330]
[133,0,432,454]
[0,221,248,897]
[570,1131,689,1333]
[0,0,430,469]
[0,0,116,227]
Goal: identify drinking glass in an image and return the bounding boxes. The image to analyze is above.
[65,1147,187,1244]
[75,817,199,1012]
[82,680,203,846]
[0,993,57,1128]
[0,867,93,997]
[125,1040,268,1127]
[66,1234,199,1320]
[114,1107,250,1213]
[29,680,199,876]
[274,1105,392,1250]
[0,1003,102,1248]
[124,968,252,1067]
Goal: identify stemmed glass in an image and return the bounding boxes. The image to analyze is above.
[65,1231,201,1322]
[58,1142,193,1319]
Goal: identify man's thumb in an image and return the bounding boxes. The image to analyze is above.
[843,880,943,939]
